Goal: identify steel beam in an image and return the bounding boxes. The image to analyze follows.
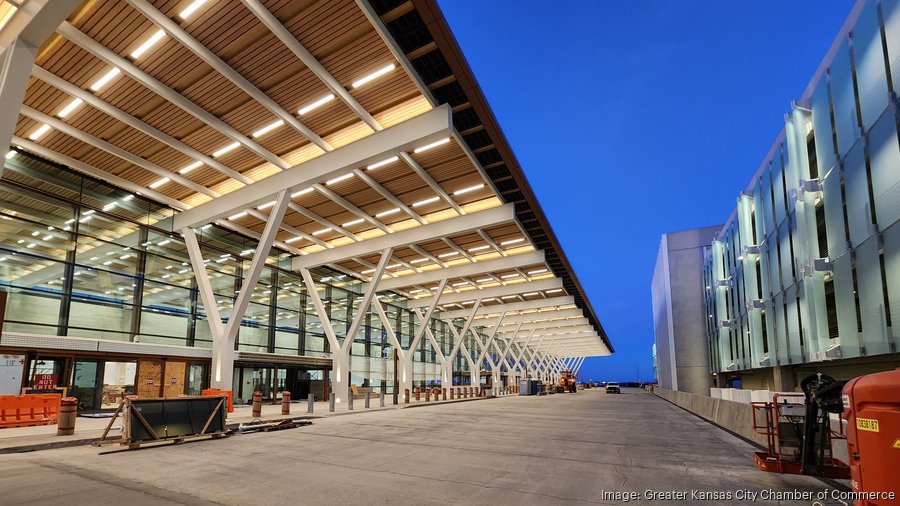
[294,203,515,270]
[174,105,451,229]
[377,249,543,293]
[437,296,575,320]
[407,277,562,308]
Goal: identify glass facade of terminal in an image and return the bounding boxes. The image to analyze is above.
[703,0,900,375]
[0,151,483,396]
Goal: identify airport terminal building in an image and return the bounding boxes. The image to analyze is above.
[656,0,900,393]
[0,0,611,409]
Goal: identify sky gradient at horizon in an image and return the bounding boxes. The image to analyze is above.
[438,1,855,382]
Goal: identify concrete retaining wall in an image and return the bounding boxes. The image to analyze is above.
[651,387,767,447]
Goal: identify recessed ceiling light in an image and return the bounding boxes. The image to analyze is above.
[179,0,209,20]
[342,218,365,227]
[285,236,303,244]
[291,188,313,198]
[28,124,51,141]
[57,98,83,118]
[412,196,439,208]
[148,177,170,189]
[366,156,398,171]
[178,161,203,174]
[228,211,248,221]
[252,119,284,138]
[500,238,525,246]
[212,142,240,158]
[312,227,332,236]
[90,67,121,91]
[453,184,484,196]
[413,137,450,154]
[257,201,276,210]
[468,245,490,252]
[438,251,458,258]
[130,29,166,59]
[500,273,519,279]
[410,258,429,264]
[298,93,334,115]
[352,63,395,88]
[326,173,354,186]
[528,269,547,275]
[375,208,400,218]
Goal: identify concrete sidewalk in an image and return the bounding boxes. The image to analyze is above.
[0,392,495,453]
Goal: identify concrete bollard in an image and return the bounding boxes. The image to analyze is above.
[307,393,315,413]
[329,393,335,412]
[348,393,354,411]
[57,397,77,436]
[425,388,431,402]
[380,391,385,407]
[404,389,410,404]
[252,391,262,418]
[414,387,421,401]
[442,388,447,401]
[281,391,291,415]
[365,391,371,409]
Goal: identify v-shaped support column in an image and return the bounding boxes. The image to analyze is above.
[183,189,290,389]
[300,248,393,406]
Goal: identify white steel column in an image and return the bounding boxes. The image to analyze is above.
[182,190,290,389]
[301,248,393,406]
[401,278,447,393]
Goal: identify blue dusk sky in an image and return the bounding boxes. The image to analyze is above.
[438,1,854,382]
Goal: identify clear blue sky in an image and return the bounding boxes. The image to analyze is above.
[438,1,854,382]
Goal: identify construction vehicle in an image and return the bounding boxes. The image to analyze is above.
[752,369,900,505]
[556,370,577,393]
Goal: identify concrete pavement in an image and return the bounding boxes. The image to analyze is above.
[0,388,840,505]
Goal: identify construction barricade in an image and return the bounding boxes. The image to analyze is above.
[0,394,62,429]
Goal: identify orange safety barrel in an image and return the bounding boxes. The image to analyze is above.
[843,368,900,506]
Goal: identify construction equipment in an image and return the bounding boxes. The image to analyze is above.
[842,368,900,506]
[751,374,850,479]
[556,370,577,393]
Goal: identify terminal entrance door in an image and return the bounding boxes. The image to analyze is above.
[70,360,101,411]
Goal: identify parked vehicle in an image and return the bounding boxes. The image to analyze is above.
[605,382,621,394]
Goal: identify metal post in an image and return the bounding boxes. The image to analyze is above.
[307,393,314,413]
[365,391,370,409]
[348,392,354,411]
[380,391,385,407]
[329,392,335,412]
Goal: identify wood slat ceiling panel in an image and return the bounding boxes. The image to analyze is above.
[272,0,367,59]
[254,127,310,165]
[154,0,264,56]
[265,71,359,136]
[349,70,420,117]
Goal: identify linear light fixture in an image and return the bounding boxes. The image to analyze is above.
[326,173,353,186]
[212,142,240,158]
[366,155,398,171]
[453,184,484,196]
[410,258,429,264]
[352,63,395,88]
[179,160,203,174]
[311,227,332,236]
[28,124,51,140]
[298,93,334,115]
[411,196,439,208]
[285,236,303,244]
[148,177,170,189]
[257,201,276,210]
[291,188,313,198]
[527,269,547,275]
[546,288,563,294]
[252,119,284,138]
[413,137,450,154]
[438,252,458,258]
[57,98,83,118]
[130,29,166,59]
[361,268,375,274]
[179,0,209,19]
[452,281,468,287]
[468,245,490,252]
[5,150,15,159]
[375,208,400,218]
[501,238,525,246]
[475,278,493,283]
[342,218,365,227]
[500,273,519,279]
[228,211,248,221]
[90,67,121,91]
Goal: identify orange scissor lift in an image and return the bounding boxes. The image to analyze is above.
[751,385,850,479]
